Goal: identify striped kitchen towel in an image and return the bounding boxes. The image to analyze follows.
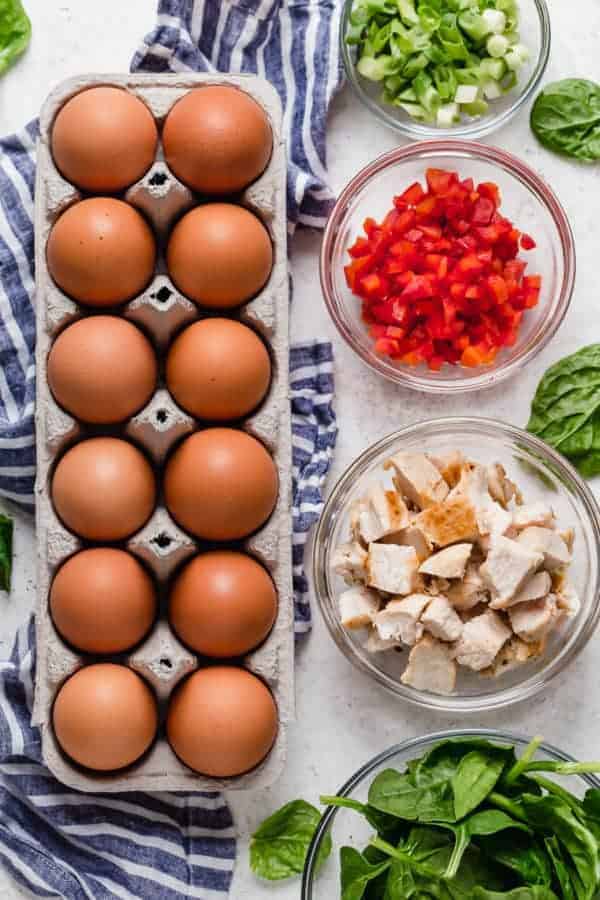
[0,0,341,896]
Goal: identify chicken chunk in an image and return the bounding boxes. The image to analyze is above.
[382,524,432,562]
[486,635,542,676]
[355,483,410,544]
[374,593,430,646]
[487,462,518,507]
[512,502,555,531]
[453,609,511,671]
[365,628,397,653]
[339,585,380,629]
[431,450,466,488]
[490,570,552,611]
[518,527,571,570]
[421,595,464,642]
[332,541,368,582]
[414,495,479,548]
[451,464,513,537]
[509,594,561,644]
[559,528,575,553]
[366,543,419,595]
[480,535,543,606]
[446,564,489,611]
[401,635,457,695]
[419,543,472,579]
[384,452,449,509]
[556,580,580,616]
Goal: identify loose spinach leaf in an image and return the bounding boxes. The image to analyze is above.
[0,513,13,591]
[340,847,391,900]
[471,889,559,900]
[249,799,331,880]
[479,831,553,887]
[526,344,600,477]
[369,740,513,823]
[520,794,600,898]
[545,836,579,900]
[0,0,31,76]
[531,79,600,162]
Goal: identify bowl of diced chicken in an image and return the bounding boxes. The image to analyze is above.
[312,416,600,711]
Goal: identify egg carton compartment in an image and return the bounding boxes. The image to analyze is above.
[34,73,293,792]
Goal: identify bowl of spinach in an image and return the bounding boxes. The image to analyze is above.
[301,730,600,899]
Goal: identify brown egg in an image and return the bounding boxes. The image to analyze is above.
[167,204,272,308]
[164,429,278,541]
[53,664,158,771]
[167,667,277,776]
[169,552,277,657]
[47,198,156,307]
[51,87,158,192]
[166,319,271,421]
[162,85,272,194]
[50,549,157,654]
[48,317,157,424]
[52,438,156,541]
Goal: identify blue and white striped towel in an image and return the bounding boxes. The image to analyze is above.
[0,0,342,896]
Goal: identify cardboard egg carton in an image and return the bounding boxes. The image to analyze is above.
[33,74,293,792]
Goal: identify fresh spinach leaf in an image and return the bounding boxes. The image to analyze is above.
[479,831,553,886]
[0,0,31,76]
[340,847,391,900]
[545,836,579,900]
[440,809,531,879]
[526,344,600,477]
[249,799,331,880]
[531,79,600,162]
[0,513,12,591]
[471,888,559,900]
[369,767,455,823]
[520,794,600,897]
[451,751,509,820]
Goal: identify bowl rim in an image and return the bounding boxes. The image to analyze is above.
[301,727,600,898]
[319,139,576,394]
[312,416,600,711]
[339,0,551,141]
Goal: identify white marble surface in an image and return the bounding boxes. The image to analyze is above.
[2,1,600,897]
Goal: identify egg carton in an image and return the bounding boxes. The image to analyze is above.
[33,73,293,792]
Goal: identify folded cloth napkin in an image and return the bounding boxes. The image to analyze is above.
[0,0,342,896]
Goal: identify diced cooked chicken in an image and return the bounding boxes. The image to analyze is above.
[512,502,555,531]
[401,634,457,694]
[486,635,542,676]
[381,524,432,562]
[480,535,543,606]
[365,628,397,653]
[486,462,519,508]
[366,543,419,595]
[332,541,368,582]
[518,527,571,570]
[419,543,472,579]
[339,585,380,629]
[414,495,479,548]
[557,583,580,616]
[451,464,513,537]
[431,450,466,488]
[384,452,449,509]
[355,483,410,544]
[446,564,489,611]
[453,609,511,671]
[421,595,463,642]
[509,594,561,644]
[490,570,552,611]
[374,593,430,646]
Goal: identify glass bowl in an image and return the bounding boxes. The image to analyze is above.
[312,417,600,712]
[320,140,575,394]
[302,729,600,899]
[340,0,550,140]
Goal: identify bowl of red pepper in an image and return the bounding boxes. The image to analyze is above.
[320,140,575,393]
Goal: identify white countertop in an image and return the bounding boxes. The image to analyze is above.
[2,1,600,897]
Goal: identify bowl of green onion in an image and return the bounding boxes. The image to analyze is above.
[341,0,550,139]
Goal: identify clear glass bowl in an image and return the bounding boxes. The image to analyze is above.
[312,417,600,712]
[302,729,600,899]
[340,0,550,140]
[320,141,575,394]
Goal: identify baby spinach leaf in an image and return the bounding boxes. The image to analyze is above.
[478,831,553,886]
[471,889,559,900]
[451,751,508,820]
[440,809,531,879]
[545,836,579,900]
[340,847,391,900]
[369,767,455,823]
[531,80,600,161]
[0,0,31,77]
[0,513,13,591]
[250,799,331,880]
[526,344,600,477]
[520,795,600,898]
